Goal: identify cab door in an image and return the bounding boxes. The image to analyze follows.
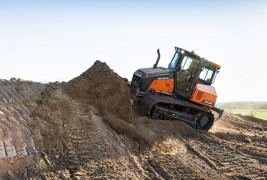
[175,55,200,98]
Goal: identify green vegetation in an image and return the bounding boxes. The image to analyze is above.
[245,137,252,143]
[255,111,267,120]
[231,109,267,120]
[218,102,267,120]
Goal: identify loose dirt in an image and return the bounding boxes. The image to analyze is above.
[65,61,132,122]
[0,62,266,179]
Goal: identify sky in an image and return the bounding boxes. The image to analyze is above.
[0,0,266,102]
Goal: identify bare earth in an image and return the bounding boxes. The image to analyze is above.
[0,61,266,179]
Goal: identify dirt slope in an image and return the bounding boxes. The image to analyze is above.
[0,62,266,179]
[0,79,45,177]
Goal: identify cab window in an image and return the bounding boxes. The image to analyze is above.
[199,63,216,84]
[168,51,181,69]
[176,56,199,91]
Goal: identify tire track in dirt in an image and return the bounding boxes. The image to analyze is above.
[191,118,267,180]
[31,87,149,179]
[0,79,45,176]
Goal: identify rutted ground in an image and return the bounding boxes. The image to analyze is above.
[0,79,45,177]
[0,62,266,179]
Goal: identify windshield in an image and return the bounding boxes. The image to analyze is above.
[199,63,216,84]
[168,51,181,69]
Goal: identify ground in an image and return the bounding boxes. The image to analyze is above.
[0,62,266,179]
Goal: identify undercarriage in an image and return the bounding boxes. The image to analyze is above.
[135,93,215,130]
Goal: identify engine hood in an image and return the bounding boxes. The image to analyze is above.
[135,67,174,78]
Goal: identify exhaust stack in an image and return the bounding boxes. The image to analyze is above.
[153,49,160,68]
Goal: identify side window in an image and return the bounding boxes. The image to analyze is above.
[169,52,181,69]
[199,63,216,83]
[180,56,199,77]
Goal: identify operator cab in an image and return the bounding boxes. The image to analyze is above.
[169,47,220,99]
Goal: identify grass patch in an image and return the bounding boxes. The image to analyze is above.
[256,112,267,120]
[245,137,252,143]
[230,109,267,120]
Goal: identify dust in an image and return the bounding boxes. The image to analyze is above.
[103,113,157,146]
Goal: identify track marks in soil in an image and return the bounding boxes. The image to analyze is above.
[0,80,44,161]
[192,131,267,179]
[31,87,149,179]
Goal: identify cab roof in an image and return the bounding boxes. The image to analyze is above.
[175,46,221,69]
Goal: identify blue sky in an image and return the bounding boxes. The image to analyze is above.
[0,0,266,102]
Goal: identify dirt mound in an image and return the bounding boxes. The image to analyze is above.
[65,60,132,122]
[30,85,148,179]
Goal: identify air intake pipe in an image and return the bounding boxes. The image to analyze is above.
[153,49,160,68]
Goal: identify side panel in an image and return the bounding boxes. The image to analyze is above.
[145,79,174,93]
[190,84,217,107]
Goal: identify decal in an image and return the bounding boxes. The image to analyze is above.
[202,100,213,105]
[157,77,169,80]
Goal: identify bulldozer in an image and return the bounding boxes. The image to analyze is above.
[130,47,224,130]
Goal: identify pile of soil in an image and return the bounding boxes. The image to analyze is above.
[0,61,266,179]
[65,60,132,122]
